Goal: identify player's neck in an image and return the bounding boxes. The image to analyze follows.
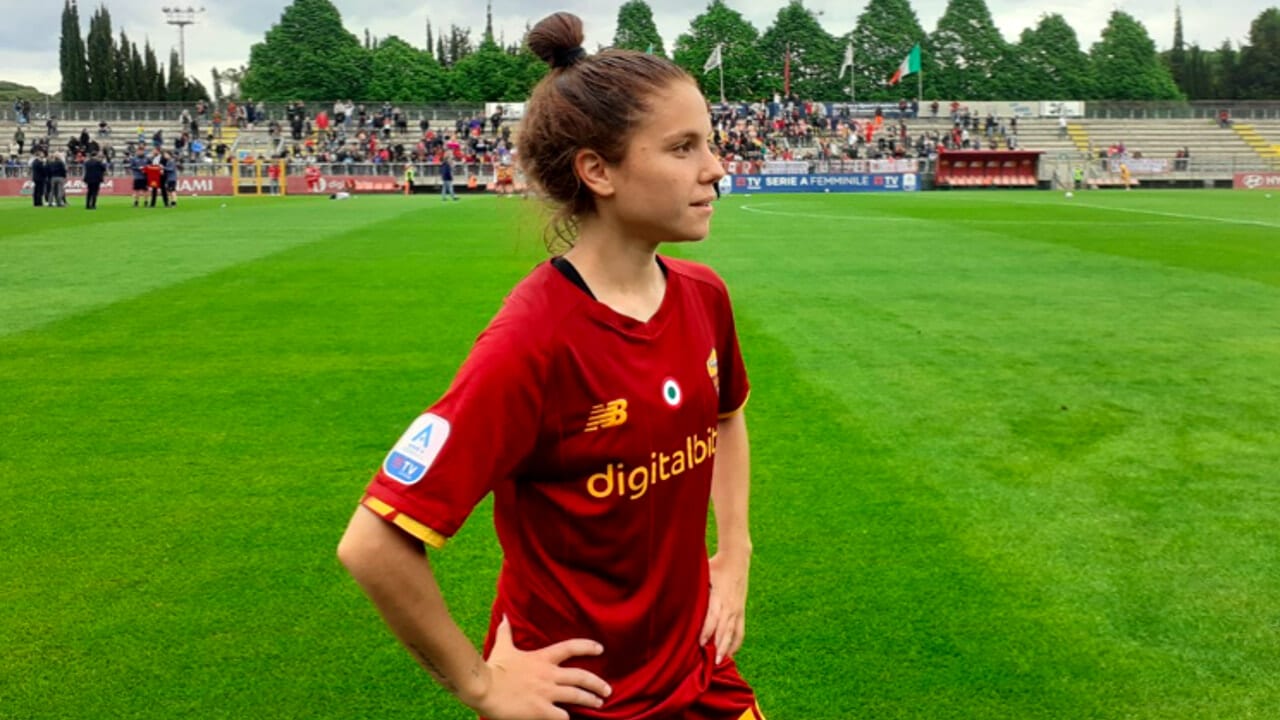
[566,220,665,322]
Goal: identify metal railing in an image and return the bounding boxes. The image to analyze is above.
[2,102,488,124]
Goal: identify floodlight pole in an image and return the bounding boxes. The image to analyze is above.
[161,6,206,72]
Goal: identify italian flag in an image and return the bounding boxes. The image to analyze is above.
[889,44,921,85]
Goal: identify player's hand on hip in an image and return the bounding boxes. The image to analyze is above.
[700,552,750,664]
[470,615,612,720]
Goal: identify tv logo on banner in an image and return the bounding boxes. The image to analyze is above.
[729,173,918,194]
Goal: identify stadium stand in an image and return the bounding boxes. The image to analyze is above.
[4,106,1279,187]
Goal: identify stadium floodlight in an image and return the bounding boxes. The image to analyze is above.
[161,6,206,73]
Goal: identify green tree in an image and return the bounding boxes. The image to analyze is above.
[143,41,161,101]
[1165,4,1187,91]
[1237,8,1280,99]
[613,0,666,55]
[445,25,474,67]
[1214,40,1239,99]
[59,0,90,101]
[759,1,841,99]
[1089,11,1183,100]
[242,0,370,100]
[129,42,145,102]
[449,36,520,101]
[673,0,766,100]
[86,5,115,101]
[849,0,927,102]
[211,66,224,104]
[506,30,550,99]
[184,77,211,104]
[167,49,185,101]
[116,31,135,100]
[929,0,1008,100]
[366,36,447,101]
[1017,14,1093,99]
[1181,44,1213,99]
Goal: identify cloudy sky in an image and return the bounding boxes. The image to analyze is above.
[3,0,1271,95]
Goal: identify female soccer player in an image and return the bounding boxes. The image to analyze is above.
[338,11,761,720]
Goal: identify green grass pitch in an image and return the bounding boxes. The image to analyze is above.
[2,189,1279,718]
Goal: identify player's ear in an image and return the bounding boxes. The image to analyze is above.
[574,149,615,199]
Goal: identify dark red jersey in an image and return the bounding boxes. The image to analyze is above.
[143,164,163,189]
[362,257,749,718]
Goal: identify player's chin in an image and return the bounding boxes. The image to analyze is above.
[668,225,711,244]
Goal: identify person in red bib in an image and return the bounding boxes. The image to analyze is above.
[339,11,762,720]
[142,157,167,208]
[304,164,321,192]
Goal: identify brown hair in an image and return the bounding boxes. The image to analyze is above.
[521,12,693,250]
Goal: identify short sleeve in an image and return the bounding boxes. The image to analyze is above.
[716,283,750,418]
[361,314,544,548]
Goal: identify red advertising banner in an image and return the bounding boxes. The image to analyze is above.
[284,175,403,195]
[1233,172,1280,190]
[0,176,234,197]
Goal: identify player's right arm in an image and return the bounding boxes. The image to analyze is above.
[338,506,612,720]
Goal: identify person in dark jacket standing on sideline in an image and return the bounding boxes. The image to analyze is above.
[162,151,178,206]
[84,152,106,209]
[47,152,68,207]
[29,151,46,207]
[440,157,457,201]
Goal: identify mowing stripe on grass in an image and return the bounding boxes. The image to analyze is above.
[0,197,426,336]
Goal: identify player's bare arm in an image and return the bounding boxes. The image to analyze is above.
[338,507,612,720]
[701,410,752,664]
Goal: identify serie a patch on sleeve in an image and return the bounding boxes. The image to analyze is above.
[383,413,451,485]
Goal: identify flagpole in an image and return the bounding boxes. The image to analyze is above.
[850,43,856,105]
[719,44,726,103]
[918,47,923,108]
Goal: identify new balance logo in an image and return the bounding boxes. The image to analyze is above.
[585,399,628,432]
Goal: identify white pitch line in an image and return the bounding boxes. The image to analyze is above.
[738,204,1185,226]
[960,195,1280,231]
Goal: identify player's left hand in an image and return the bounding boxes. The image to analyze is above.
[699,551,750,664]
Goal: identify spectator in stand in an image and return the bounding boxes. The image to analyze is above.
[13,126,24,155]
[1218,109,1231,128]
[1058,114,1068,139]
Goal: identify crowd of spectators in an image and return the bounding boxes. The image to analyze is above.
[707,97,1028,171]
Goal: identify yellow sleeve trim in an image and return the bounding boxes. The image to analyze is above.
[718,391,750,420]
[392,514,447,550]
[361,496,448,549]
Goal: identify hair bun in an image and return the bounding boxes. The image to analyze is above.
[528,12,587,70]
[551,46,587,69]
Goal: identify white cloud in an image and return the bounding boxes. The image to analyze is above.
[4,0,1268,95]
